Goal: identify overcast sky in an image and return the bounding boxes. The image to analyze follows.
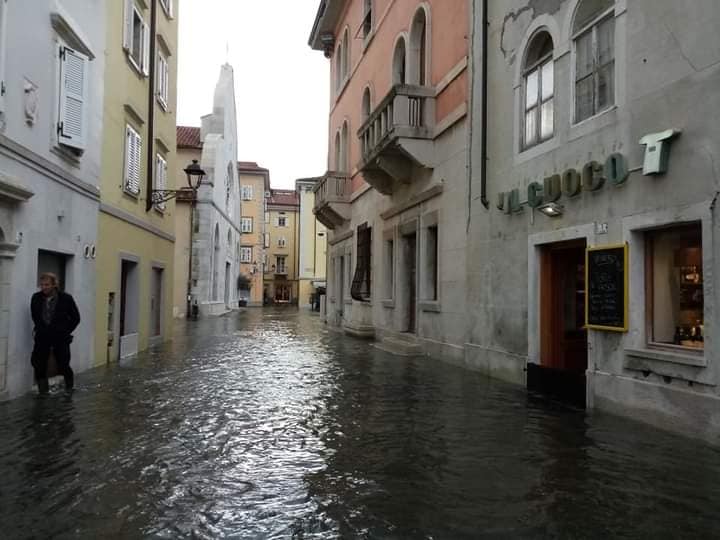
[176,0,329,189]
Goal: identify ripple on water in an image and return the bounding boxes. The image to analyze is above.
[0,308,720,539]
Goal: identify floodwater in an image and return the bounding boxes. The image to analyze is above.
[1,308,719,539]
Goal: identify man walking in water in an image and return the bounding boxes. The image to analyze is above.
[30,273,81,395]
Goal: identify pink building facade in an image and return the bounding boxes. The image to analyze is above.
[310,0,471,360]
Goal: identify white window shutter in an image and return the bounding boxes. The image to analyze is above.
[169,0,174,18]
[124,126,141,194]
[123,0,133,51]
[58,47,88,150]
[248,186,253,200]
[156,154,167,209]
[141,21,150,76]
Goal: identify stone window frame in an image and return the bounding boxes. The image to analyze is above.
[623,203,714,382]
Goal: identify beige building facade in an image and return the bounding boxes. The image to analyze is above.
[238,162,271,307]
[296,177,327,309]
[264,190,300,304]
[95,0,179,363]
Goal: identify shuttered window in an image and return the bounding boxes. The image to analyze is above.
[57,46,88,151]
[123,1,150,76]
[242,185,253,200]
[351,224,372,301]
[241,217,253,233]
[124,125,142,195]
[155,154,167,210]
[157,53,169,109]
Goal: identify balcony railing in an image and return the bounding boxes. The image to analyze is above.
[313,171,351,230]
[358,84,435,161]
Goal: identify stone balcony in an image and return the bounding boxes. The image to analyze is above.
[357,84,435,195]
[313,172,351,230]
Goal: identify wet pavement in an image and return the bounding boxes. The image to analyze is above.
[1,308,720,539]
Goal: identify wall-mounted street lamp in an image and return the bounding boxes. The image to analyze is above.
[537,202,564,218]
[151,159,206,205]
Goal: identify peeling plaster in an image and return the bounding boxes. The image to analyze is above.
[499,0,564,65]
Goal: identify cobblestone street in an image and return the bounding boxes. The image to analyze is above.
[1,308,719,539]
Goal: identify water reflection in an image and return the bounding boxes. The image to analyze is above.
[0,308,718,538]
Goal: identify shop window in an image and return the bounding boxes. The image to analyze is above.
[351,224,371,301]
[522,31,554,149]
[646,223,704,350]
[573,0,615,122]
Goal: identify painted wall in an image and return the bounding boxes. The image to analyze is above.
[467,0,720,440]
[297,179,328,308]
[265,204,299,304]
[95,0,178,363]
[172,146,201,318]
[314,0,470,357]
[238,170,268,306]
[0,0,106,399]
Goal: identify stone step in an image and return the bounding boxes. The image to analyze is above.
[373,336,425,357]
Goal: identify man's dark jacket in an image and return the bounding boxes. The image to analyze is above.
[31,291,81,341]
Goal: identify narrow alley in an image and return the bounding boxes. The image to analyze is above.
[1,309,719,539]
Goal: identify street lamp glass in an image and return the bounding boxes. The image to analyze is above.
[184,159,206,189]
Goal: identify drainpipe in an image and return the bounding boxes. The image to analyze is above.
[145,0,158,212]
[480,0,489,210]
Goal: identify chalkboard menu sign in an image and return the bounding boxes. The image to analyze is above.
[586,244,628,332]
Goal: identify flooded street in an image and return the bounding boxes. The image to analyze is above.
[1,308,720,539]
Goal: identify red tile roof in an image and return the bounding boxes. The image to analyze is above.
[269,189,299,207]
[177,126,202,149]
[237,161,269,173]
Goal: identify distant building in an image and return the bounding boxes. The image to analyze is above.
[296,177,327,309]
[264,190,300,304]
[238,162,271,307]
[96,0,178,362]
[0,0,107,399]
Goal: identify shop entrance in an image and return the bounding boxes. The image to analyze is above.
[528,239,588,408]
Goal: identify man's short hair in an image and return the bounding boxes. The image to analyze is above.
[39,273,59,287]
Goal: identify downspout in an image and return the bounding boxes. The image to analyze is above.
[480,0,489,210]
[145,0,158,212]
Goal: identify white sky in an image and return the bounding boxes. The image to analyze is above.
[176,0,329,189]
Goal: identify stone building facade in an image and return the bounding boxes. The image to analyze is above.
[189,65,242,317]
[0,0,106,399]
[309,0,471,356]
[466,0,720,441]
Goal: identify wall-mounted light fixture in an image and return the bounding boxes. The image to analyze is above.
[537,202,564,218]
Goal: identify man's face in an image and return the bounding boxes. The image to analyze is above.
[40,279,55,296]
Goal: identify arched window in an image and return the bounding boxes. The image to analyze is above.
[227,229,232,246]
[522,31,554,148]
[573,0,615,122]
[335,42,343,91]
[342,28,350,80]
[409,8,428,86]
[362,0,373,39]
[361,87,372,122]
[334,131,342,171]
[225,162,233,209]
[392,37,406,85]
[341,121,349,173]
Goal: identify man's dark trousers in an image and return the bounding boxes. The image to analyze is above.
[31,336,73,392]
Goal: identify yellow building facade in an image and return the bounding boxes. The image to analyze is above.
[95,0,179,362]
[264,190,300,304]
[238,162,270,307]
[296,178,327,308]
